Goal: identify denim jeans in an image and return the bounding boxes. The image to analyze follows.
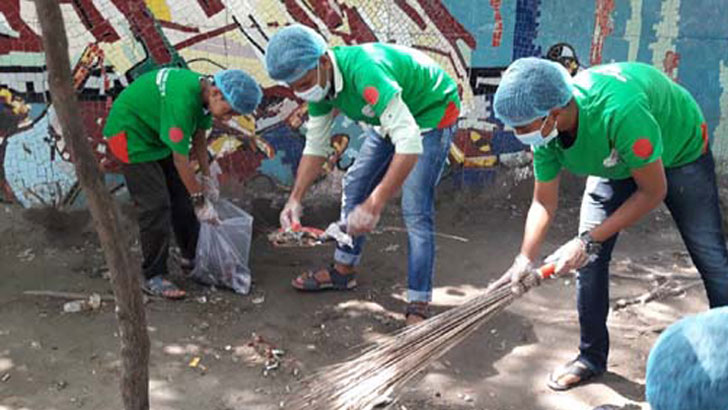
[334,126,455,302]
[576,152,728,373]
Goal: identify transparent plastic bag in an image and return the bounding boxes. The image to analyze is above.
[191,200,253,294]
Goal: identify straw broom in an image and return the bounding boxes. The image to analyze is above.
[287,264,557,409]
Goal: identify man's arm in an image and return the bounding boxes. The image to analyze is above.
[290,155,327,202]
[359,94,421,215]
[588,160,666,242]
[192,129,210,177]
[289,112,335,202]
[172,152,203,196]
[521,176,561,261]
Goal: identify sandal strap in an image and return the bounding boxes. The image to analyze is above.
[327,264,356,290]
[145,276,181,294]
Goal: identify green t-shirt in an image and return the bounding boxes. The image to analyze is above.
[308,43,461,128]
[103,68,213,164]
[534,62,707,182]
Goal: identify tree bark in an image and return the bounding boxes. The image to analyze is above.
[33,1,150,409]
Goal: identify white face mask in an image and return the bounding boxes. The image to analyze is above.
[294,64,331,102]
[515,117,558,147]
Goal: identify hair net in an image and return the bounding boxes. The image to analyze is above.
[265,24,327,84]
[213,69,262,114]
[646,307,728,410]
[493,57,574,127]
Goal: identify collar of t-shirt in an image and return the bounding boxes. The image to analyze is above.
[327,49,344,97]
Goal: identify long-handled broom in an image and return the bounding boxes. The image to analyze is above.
[287,264,557,410]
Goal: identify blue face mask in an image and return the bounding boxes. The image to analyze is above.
[515,118,558,147]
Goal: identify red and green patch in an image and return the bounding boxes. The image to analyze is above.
[107,131,129,163]
[632,138,654,159]
[438,101,460,128]
[169,127,184,143]
[363,86,379,105]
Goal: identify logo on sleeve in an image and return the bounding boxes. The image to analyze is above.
[169,127,184,143]
[363,86,379,106]
[632,138,653,159]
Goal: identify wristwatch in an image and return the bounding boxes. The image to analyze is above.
[579,231,602,256]
[191,192,205,208]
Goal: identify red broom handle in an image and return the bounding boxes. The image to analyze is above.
[538,263,557,279]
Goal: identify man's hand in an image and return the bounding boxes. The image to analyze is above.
[489,254,536,296]
[280,198,303,231]
[200,175,219,202]
[545,237,589,275]
[195,198,220,225]
[347,200,381,236]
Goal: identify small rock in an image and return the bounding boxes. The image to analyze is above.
[63,300,88,313]
[88,294,101,310]
[196,296,208,304]
[252,295,265,305]
[1,373,10,382]
[55,380,68,390]
[381,244,400,253]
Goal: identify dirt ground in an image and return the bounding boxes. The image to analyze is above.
[0,175,713,410]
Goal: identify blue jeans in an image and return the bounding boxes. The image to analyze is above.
[576,152,728,374]
[334,126,455,302]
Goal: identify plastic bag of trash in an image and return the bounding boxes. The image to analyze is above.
[191,200,253,294]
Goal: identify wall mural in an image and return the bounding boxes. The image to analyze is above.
[1,0,727,207]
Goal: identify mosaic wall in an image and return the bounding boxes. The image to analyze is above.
[1,0,727,207]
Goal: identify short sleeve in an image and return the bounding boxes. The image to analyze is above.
[533,143,562,182]
[199,114,213,131]
[302,111,335,157]
[611,100,663,169]
[159,88,200,156]
[308,100,334,117]
[353,65,402,117]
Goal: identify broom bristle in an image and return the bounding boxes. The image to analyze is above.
[287,274,542,409]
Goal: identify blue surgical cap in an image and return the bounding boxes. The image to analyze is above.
[213,69,262,114]
[646,307,728,410]
[265,24,327,84]
[493,57,574,127]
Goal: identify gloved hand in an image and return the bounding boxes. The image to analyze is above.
[346,204,381,236]
[488,254,536,296]
[200,175,219,202]
[195,198,220,225]
[545,237,589,275]
[279,198,303,231]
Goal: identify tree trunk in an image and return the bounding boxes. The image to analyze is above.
[33,1,150,409]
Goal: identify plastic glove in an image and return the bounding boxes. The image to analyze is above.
[545,237,589,276]
[195,198,220,225]
[488,254,536,296]
[279,198,303,231]
[346,205,380,236]
[200,175,219,202]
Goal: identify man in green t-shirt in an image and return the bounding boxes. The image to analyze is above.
[103,68,262,299]
[265,24,461,325]
[491,57,728,390]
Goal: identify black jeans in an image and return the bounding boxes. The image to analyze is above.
[576,152,728,374]
[122,155,199,279]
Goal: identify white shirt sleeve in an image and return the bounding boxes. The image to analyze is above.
[380,93,422,154]
[302,111,335,157]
